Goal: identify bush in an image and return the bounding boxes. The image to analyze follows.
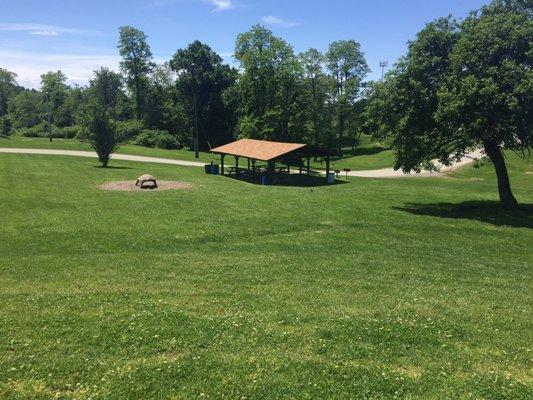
[16,123,83,139]
[60,125,83,139]
[115,119,144,142]
[85,110,120,167]
[131,129,178,149]
[17,122,49,138]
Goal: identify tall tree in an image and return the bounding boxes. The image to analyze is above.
[326,40,369,153]
[8,90,44,130]
[299,49,332,147]
[170,41,236,156]
[234,25,305,142]
[365,0,532,209]
[365,17,460,162]
[55,86,84,128]
[144,63,176,132]
[436,0,532,208]
[118,26,153,120]
[0,68,18,136]
[41,70,68,140]
[87,67,125,120]
[89,68,123,110]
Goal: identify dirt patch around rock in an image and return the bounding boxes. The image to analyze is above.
[99,180,192,192]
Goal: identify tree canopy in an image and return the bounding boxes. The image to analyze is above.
[365,0,532,208]
[0,68,18,136]
[170,40,237,156]
[118,26,153,120]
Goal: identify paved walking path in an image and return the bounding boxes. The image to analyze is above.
[0,148,206,167]
[328,149,484,178]
[0,147,483,178]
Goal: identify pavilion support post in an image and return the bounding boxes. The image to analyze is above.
[268,160,274,183]
[326,155,330,183]
[247,158,250,170]
[235,156,240,177]
[306,157,310,175]
[251,159,256,177]
[220,154,225,175]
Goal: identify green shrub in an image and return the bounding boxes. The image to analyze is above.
[116,119,144,142]
[17,122,48,138]
[17,123,83,139]
[85,109,120,167]
[131,129,177,149]
[59,125,83,139]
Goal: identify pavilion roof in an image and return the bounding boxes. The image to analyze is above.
[210,139,307,161]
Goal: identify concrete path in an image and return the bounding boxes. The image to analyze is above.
[0,147,483,178]
[0,148,206,167]
[326,149,484,178]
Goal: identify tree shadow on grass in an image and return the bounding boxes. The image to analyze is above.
[393,201,533,229]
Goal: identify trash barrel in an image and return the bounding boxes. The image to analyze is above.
[204,164,212,174]
[210,164,219,175]
[261,175,270,185]
[326,172,335,184]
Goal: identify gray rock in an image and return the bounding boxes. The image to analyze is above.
[136,174,157,188]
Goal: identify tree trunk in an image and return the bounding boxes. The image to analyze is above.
[483,140,519,210]
[338,112,344,155]
[135,78,141,120]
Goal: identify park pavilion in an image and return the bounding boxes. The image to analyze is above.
[210,138,334,185]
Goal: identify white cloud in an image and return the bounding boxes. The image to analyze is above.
[261,16,300,28]
[1,50,173,89]
[30,30,59,36]
[148,0,233,12]
[0,23,100,36]
[204,0,232,12]
[0,50,120,89]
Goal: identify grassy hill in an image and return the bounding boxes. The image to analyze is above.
[0,151,531,399]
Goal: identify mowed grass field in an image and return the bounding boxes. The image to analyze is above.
[0,151,532,399]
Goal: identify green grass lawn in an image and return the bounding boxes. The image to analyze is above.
[1,134,395,171]
[0,151,532,399]
[310,136,395,171]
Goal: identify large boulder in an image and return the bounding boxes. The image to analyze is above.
[135,174,157,189]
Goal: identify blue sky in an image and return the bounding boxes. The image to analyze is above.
[1,0,491,88]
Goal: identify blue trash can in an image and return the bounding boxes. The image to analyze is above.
[210,164,219,175]
[261,175,270,185]
[204,164,212,174]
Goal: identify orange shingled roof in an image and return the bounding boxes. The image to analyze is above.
[210,139,307,161]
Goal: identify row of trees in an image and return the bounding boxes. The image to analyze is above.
[0,25,370,155]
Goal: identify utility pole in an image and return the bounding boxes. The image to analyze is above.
[44,92,52,142]
[193,92,199,159]
[379,61,389,81]
[191,62,199,159]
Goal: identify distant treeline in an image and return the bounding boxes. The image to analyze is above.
[0,25,372,153]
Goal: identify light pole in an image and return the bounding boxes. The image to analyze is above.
[379,61,389,81]
[44,92,52,142]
